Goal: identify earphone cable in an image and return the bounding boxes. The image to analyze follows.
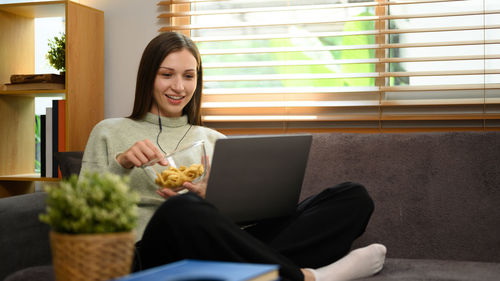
[156,103,193,154]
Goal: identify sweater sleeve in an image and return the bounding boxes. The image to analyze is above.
[80,121,131,177]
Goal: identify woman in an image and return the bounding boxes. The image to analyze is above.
[80,32,386,281]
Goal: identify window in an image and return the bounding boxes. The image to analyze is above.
[158,0,500,133]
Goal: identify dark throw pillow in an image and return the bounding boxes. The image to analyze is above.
[53,151,84,178]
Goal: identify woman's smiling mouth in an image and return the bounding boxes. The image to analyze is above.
[165,94,185,105]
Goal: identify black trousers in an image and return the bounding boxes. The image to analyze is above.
[134,182,374,281]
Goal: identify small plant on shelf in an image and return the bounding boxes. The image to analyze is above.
[46,33,66,74]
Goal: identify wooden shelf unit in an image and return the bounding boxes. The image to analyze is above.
[0,1,104,196]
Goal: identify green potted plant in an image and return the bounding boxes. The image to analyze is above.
[46,33,66,75]
[39,172,139,281]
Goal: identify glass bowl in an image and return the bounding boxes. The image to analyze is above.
[145,141,207,189]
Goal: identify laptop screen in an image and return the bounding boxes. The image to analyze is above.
[205,134,312,223]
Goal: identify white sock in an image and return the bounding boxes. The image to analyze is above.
[307,243,387,281]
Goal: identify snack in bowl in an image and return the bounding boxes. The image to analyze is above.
[181,164,205,181]
[145,141,207,189]
[155,164,205,189]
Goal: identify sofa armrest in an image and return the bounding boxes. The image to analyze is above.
[0,192,52,280]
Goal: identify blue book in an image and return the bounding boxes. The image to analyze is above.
[115,259,279,281]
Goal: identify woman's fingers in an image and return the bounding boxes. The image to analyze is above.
[117,139,165,168]
[144,139,166,164]
[182,181,207,199]
[202,155,210,182]
[156,188,178,199]
[130,145,150,164]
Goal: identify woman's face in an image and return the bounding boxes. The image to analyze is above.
[151,48,198,117]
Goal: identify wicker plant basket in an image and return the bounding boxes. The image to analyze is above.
[50,231,135,281]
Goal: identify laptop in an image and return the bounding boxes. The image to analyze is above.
[205,134,312,224]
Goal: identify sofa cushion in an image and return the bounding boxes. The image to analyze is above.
[0,192,51,280]
[4,265,54,281]
[301,132,500,262]
[359,258,500,281]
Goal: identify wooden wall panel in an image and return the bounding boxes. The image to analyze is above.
[66,2,104,151]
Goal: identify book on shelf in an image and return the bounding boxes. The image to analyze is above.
[46,108,53,178]
[52,100,58,178]
[116,259,279,281]
[57,99,66,178]
[3,82,64,91]
[10,74,64,84]
[51,100,66,178]
[40,115,46,178]
[42,100,66,178]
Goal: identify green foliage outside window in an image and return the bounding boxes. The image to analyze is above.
[200,9,407,89]
[337,11,375,87]
[35,115,41,173]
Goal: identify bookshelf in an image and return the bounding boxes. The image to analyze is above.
[0,1,104,197]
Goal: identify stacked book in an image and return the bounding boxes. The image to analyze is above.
[39,99,66,178]
[3,73,64,91]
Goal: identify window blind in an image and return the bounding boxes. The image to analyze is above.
[158,0,500,134]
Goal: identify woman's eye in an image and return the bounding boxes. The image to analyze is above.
[185,74,194,79]
[161,73,172,77]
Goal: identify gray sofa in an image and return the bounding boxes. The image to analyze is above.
[1,132,500,280]
[301,131,500,280]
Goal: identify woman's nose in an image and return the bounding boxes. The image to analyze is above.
[171,75,184,91]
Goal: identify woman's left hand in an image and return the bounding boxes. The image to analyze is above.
[155,181,207,199]
[180,155,210,198]
[156,187,181,199]
[181,181,207,198]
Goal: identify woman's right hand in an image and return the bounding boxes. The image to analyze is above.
[116,139,168,169]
